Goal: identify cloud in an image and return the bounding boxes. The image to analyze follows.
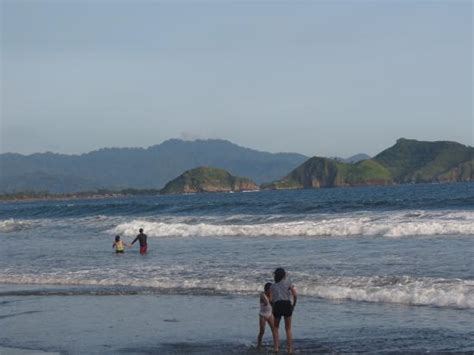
[179,131,205,141]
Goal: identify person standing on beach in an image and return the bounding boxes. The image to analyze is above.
[131,228,148,255]
[270,267,297,354]
[258,282,279,351]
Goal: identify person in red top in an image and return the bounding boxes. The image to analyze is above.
[131,228,148,255]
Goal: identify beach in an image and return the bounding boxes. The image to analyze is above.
[2,287,473,354]
[3,0,472,352]
[1,184,473,353]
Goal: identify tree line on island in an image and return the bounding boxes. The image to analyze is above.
[1,138,472,199]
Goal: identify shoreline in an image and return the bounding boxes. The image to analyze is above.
[1,290,473,354]
[0,346,59,355]
[1,181,470,203]
[0,191,160,203]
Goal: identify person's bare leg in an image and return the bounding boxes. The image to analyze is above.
[273,317,281,352]
[267,315,280,352]
[284,316,293,354]
[257,316,266,348]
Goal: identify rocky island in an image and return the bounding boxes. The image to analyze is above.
[262,139,473,189]
[261,157,393,189]
[160,167,259,194]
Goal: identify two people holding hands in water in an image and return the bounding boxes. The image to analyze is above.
[258,267,297,353]
[112,228,148,255]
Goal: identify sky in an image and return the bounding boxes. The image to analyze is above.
[1,0,472,158]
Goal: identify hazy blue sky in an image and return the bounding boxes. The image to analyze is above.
[1,0,472,157]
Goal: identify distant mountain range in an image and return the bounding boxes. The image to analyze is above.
[264,138,473,189]
[333,153,371,164]
[0,139,308,193]
[2,138,470,195]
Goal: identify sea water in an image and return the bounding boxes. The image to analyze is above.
[0,183,473,353]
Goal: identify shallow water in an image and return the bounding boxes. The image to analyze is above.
[1,293,473,354]
[0,183,473,352]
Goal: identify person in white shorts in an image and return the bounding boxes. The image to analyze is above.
[258,282,279,351]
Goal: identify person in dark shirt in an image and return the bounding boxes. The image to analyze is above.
[131,228,148,255]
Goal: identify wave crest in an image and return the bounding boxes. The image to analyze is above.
[110,211,474,238]
[0,219,36,233]
[0,273,472,309]
[300,275,474,309]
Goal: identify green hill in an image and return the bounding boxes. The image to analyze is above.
[160,167,259,194]
[263,139,473,189]
[262,157,392,189]
[373,138,473,183]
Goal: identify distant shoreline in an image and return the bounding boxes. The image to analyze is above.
[2,181,472,203]
[0,189,161,203]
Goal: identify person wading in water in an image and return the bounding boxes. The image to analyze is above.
[131,228,148,255]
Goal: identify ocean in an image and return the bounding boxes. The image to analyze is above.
[0,183,473,354]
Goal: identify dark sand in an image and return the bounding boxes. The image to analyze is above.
[1,285,473,354]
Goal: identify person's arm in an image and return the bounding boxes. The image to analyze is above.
[112,242,116,249]
[260,293,268,306]
[290,285,297,310]
[131,236,138,246]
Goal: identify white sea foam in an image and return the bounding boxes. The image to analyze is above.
[0,219,36,233]
[110,211,474,238]
[3,210,473,238]
[0,271,472,309]
[298,275,474,309]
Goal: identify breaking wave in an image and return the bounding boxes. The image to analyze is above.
[0,219,37,233]
[0,273,472,309]
[110,211,474,238]
[299,275,474,309]
[3,210,473,238]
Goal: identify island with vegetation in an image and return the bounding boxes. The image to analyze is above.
[160,167,259,194]
[262,139,473,189]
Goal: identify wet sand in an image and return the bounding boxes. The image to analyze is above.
[1,285,473,354]
[0,347,59,355]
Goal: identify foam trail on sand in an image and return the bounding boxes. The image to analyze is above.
[1,272,472,309]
